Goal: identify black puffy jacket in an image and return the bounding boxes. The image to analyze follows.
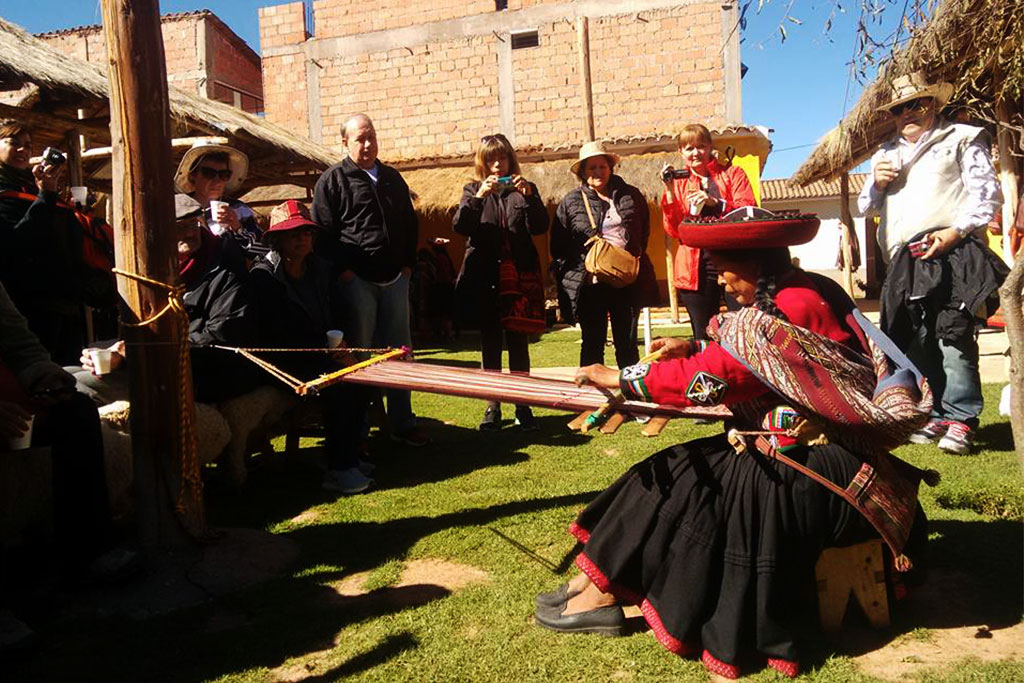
[550,175,658,315]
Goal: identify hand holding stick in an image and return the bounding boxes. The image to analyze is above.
[579,347,667,433]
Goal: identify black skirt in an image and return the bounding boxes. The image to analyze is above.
[570,433,876,678]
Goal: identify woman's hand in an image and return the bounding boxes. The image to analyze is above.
[686,190,717,209]
[214,204,241,232]
[0,402,32,440]
[80,340,126,373]
[574,364,620,389]
[661,164,676,203]
[476,175,500,199]
[33,161,63,193]
[511,174,532,196]
[649,337,693,360]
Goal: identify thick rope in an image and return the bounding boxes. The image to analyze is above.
[112,268,204,533]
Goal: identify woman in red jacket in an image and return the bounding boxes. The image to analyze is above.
[661,124,756,340]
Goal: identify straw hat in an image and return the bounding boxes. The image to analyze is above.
[878,71,953,113]
[570,140,621,175]
[174,141,249,195]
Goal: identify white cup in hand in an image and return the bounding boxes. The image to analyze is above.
[208,200,229,235]
[89,348,114,376]
[7,414,35,450]
[326,330,345,348]
[70,186,88,207]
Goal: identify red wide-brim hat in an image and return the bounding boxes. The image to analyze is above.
[677,208,820,250]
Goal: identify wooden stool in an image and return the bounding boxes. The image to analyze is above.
[815,539,890,632]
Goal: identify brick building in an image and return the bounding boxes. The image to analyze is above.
[259,0,742,160]
[38,10,264,115]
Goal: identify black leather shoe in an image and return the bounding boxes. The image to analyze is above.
[514,406,538,431]
[479,403,501,431]
[535,603,625,636]
[535,582,582,608]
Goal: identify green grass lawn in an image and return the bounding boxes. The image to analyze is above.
[12,328,1024,682]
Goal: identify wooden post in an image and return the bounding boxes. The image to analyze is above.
[996,102,1020,264]
[576,16,595,142]
[664,231,679,323]
[65,129,83,188]
[101,0,203,549]
[839,173,856,297]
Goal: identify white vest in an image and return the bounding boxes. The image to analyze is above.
[877,120,987,258]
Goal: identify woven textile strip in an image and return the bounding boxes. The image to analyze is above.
[714,307,933,559]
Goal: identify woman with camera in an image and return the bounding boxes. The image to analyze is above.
[661,123,755,340]
[551,141,657,370]
[0,120,87,363]
[453,133,549,431]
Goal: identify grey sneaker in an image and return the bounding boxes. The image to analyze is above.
[937,421,973,454]
[322,467,373,494]
[909,420,947,445]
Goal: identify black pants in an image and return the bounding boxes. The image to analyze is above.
[321,384,368,472]
[479,309,530,411]
[677,257,739,341]
[578,282,639,368]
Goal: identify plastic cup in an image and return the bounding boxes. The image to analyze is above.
[89,348,113,376]
[70,186,88,207]
[326,330,345,348]
[7,414,34,451]
[208,200,229,235]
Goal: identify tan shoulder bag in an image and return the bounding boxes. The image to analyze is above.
[581,190,639,288]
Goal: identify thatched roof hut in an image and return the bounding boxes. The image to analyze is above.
[791,0,1022,185]
[0,17,338,192]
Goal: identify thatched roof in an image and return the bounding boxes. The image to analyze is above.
[0,17,338,192]
[792,0,1023,185]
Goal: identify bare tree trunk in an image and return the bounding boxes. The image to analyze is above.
[999,252,1024,472]
[101,0,203,549]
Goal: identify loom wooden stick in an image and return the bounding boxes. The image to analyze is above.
[642,415,671,437]
[599,412,626,434]
[580,347,667,434]
[298,347,409,396]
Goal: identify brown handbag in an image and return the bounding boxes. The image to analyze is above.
[581,190,638,288]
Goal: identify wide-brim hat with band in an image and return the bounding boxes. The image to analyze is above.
[878,71,953,113]
[570,140,622,175]
[676,207,820,250]
[174,141,250,195]
[265,199,319,237]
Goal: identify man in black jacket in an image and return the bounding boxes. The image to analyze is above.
[311,114,427,447]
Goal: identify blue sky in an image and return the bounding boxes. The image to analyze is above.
[3,1,908,179]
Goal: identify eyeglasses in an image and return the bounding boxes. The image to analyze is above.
[195,166,233,181]
[890,98,932,116]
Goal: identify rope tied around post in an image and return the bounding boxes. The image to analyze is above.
[112,267,204,533]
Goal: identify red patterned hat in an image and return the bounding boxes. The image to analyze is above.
[676,208,820,250]
[266,199,318,233]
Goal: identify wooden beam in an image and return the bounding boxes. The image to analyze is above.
[0,102,110,140]
[101,0,203,549]
[51,136,232,164]
[576,16,595,142]
[664,231,679,323]
[839,173,856,297]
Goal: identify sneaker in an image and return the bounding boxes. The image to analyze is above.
[357,459,376,476]
[938,421,973,454]
[322,467,373,494]
[390,426,431,447]
[514,406,538,431]
[479,403,502,431]
[634,414,652,424]
[909,420,948,445]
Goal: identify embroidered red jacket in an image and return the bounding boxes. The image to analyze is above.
[620,271,858,407]
[660,161,756,290]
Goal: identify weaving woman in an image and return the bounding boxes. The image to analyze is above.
[534,216,932,679]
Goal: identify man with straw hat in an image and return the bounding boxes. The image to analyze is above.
[858,71,1006,454]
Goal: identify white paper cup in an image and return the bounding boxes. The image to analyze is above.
[887,150,903,173]
[326,330,345,348]
[7,414,34,451]
[89,348,113,376]
[208,200,229,235]
[70,186,88,206]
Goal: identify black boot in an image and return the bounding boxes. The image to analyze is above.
[514,405,537,431]
[479,402,501,430]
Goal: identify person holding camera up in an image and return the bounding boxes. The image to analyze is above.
[661,124,755,341]
[0,120,87,363]
[551,141,656,371]
[453,133,548,431]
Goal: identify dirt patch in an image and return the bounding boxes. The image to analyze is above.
[287,509,323,526]
[853,623,1024,680]
[332,558,489,598]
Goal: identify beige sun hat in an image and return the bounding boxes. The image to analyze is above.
[570,140,622,176]
[878,71,953,113]
[173,140,250,195]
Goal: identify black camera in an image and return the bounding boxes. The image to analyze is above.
[661,167,691,183]
[41,147,66,167]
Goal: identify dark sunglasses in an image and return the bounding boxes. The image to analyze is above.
[481,134,510,144]
[890,98,932,116]
[195,166,233,181]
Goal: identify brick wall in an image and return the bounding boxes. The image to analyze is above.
[260,0,733,158]
[209,21,265,113]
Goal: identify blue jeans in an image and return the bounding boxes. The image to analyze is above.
[341,272,416,433]
[905,310,983,428]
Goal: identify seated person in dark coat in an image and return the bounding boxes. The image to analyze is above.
[250,201,372,495]
[72,194,261,405]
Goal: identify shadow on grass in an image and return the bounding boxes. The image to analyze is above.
[972,420,1014,451]
[11,487,599,683]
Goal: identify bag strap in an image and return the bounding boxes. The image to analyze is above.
[852,308,924,383]
[580,189,600,236]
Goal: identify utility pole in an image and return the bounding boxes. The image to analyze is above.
[101,0,204,550]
